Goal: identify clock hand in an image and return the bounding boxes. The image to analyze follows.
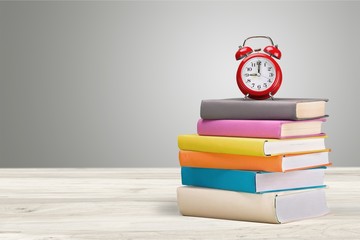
[260,74,271,80]
[257,60,261,74]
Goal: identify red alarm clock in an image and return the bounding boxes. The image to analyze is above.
[235,36,282,100]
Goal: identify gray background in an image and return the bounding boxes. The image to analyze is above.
[0,1,359,167]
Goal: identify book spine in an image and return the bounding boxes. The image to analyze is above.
[179,150,284,172]
[200,100,297,120]
[178,134,266,156]
[177,186,279,224]
[181,167,257,193]
[197,119,282,138]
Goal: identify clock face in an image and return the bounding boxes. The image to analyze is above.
[241,57,276,92]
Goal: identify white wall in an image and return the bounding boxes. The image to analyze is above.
[0,1,359,167]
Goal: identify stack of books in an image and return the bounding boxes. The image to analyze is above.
[177,98,331,224]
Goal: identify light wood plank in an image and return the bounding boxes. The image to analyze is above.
[0,167,359,239]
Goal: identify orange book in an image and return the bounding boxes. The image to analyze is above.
[179,150,331,172]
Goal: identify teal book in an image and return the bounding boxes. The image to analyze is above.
[181,167,326,193]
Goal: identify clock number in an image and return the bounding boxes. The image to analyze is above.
[246,79,251,83]
[251,62,256,67]
[257,85,261,90]
[244,73,249,77]
[268,79,272,83]
[246,67,252,71]
[269,73,274,77]
[263,83,268,88]
[264,62,267,67]
[268,67,272,71]
[251,83,255,88]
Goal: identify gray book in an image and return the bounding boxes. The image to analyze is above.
[200,98,329,120]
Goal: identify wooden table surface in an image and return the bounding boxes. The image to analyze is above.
[0,167,359,240]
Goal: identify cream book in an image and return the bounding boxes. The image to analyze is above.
[177,186,329,224]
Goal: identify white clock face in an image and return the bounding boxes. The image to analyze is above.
[241,57,276,92]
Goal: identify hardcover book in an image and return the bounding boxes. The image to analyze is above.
[177,186,329,224]
[179,150,331,172]
[181,167,326,193]
[197,118,326,139]
[178,134,327,156]
[200,98,328,120]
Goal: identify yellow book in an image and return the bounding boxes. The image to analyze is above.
[177,134,327,157]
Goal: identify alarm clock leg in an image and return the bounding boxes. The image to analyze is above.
[269,92,274,100]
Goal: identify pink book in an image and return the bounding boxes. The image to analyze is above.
[197,119,326,139]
